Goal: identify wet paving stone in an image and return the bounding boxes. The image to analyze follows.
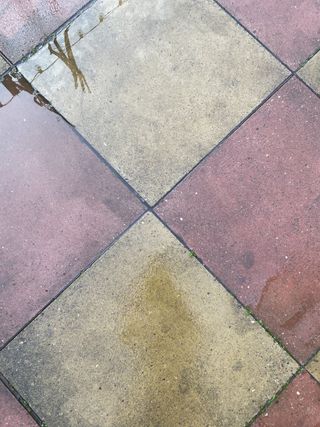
[299,51,320,95]
[306,351,320,382]
[0,0,90,62]
[156,78,320,363]
[0,73,144,346]
[218,0,320,69]
[18,0,288,204]
[0,214,297,427]
[253,371,320,427]
[0,381,37,427]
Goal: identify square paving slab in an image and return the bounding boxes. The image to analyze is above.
[0,56,9,75]
[0,73,144,346]
[156,78,320,363]
[0,214,297,427]
[253,372,320,427]
[218,0,320,69]
[18,0,288,204]
[0,0,90,62]
[299,51,320,95]
[306,351,320,382]
[0,381,37,427]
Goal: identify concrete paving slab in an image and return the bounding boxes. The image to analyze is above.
[298,51,320,95]
[218,0,320,69]
[156,78,320,363]
[306,351,320,382]
[19,0,288,204]
[0,213,297,427]
[0,73,144,346]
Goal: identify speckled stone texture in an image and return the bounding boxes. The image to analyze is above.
[0,56,9,74]
[0,0,89,62]
[0,214,297,427]
[299,51,320,95]
[156,78,320,363]
[218,0,320,69]
[18,0,288,204]
[253,372,320,427]
[0,382,37,427]
[0,74,144,346]
[306,351,320,382]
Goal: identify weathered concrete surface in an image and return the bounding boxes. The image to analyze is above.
[298,51,320,95]
[0,56,9,74]
[0,214,297,427]
[307,351,320,382]
[19,0,288,204]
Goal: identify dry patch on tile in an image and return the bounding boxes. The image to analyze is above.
[0,214,297,426]
[19,0,288,204]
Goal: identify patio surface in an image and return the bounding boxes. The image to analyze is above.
[0,0,320,426]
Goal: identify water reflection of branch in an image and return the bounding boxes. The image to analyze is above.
[31,0,125,84]
[48,28,91,93]
[0,74,49,109]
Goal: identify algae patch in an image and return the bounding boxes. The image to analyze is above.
[119,260,209,426]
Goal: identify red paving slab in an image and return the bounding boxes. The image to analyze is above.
[0,0,89,62]
[156,77,320,363]
[0,74,144,347]
[218,0,320,69]
[0,382,37,427]
[253,372,320,427]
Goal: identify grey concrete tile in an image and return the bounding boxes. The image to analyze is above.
[306,351,320,382]
[0,56,9,74]
[0,213,298,427]
[298,51,320,95]
[18,0,288,204]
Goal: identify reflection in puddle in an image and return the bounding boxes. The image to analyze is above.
[48,28,91,93]
[31,0,125,85]
[119,261,212,426]
[0,74,49,109]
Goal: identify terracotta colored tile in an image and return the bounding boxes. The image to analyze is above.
[0,214,297,427]
[156,78,320,363]
[0,73,144,346]
[218,0,320,69]
[0,0,89,62]
[253,372,320,427]
[0,382,37,427]
[307,351,320,382]
[18,0,288,204]
[299,51,320,95]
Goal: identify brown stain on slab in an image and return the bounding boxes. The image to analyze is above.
[119,259,212,426]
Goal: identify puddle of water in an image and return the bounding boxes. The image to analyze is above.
[254,256,320,360]
[119,260,210,426]
[29,0,125,85]
[0,73,49,109]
